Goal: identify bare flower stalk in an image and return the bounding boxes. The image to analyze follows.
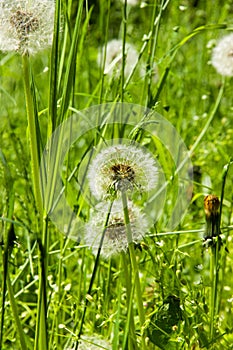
[204,195,221,344]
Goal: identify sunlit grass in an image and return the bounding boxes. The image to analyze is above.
[0,1,233,349]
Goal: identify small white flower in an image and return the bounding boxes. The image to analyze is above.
[211,33,233,77]
[0,0,55,54]
[87,144,158,200]
[85,200,149,258]
[98,39,142,78]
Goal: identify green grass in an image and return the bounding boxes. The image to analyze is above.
[0,0,233,349]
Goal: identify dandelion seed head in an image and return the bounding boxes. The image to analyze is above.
[98,38,159,82]
[211,33,233,76]
[85,200,149,259]
[87,144,158,200]
[0,0,55,54]
[98,39,141,78]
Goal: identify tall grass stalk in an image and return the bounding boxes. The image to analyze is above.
[146,0,170,107]
[74,201,113,349]
[0,153,27,349]
[120,0,127,103]
[22,54,43,216]
[22,50,49,350]
[0,233,28,349]
[99,0,111,105]
[6,273,27,349]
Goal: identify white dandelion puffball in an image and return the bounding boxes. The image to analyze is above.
[87,144,158,199]
[98,39,141,78]
[211,33,233,77]
[85,200,149,258]
[0,0,55,54]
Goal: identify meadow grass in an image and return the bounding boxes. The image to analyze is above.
[0,1,233,349]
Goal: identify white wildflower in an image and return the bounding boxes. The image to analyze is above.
[211,33,233,77]
[0,0,55,54]
[85,200,148,258]
[87,144,158,200]
[98,39,141,78]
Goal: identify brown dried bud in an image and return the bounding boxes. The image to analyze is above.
[204,195,220,218]
[203,195,221,245]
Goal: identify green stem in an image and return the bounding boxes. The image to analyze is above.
[121,253,137,350]
[208,218,221,344]
[34,219,49,350]
[210,245,215,342]
[121,191,146,350]
[112,262,122,350]
[22,54,43,217]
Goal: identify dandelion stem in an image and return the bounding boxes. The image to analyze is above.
[121,191,146,350]
[121,253,137,350]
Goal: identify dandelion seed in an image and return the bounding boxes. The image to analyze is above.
[85,200,149,258]
[211,33,233,76]
[87,144,158,200]
[0,0,55,54]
